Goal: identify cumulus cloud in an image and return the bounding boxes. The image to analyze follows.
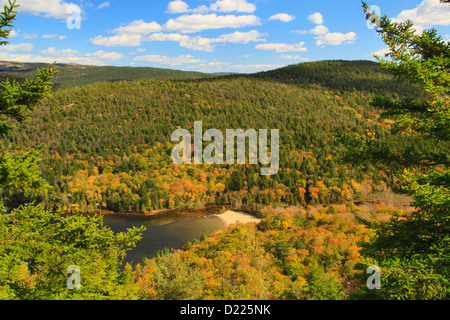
[8,30,18,38]
[292,17,356,47]
[88,50,124,61]
[0,0,78,19]
[40,47,78,57]
[211,0,257,13]
[393,0,450,32]
[372,47,391,57]
[0,49,123,66]
[133,54,202,66]
[167,0,256,14]
[167,0,191,13]
[214,30,267,44]
[198,61,231,67]
[230,64,284,73]
[90,34,143,47]
[113,20,162,35]
[255,42,307,53]
[280,54,309,61]
[146,30,266,52]
[308,12,323,25]
[164,13,261,33]
[0,52,56,64]
[147,33,216,52]
[268,13,295,23]
[293,25,329,35]
[0,43,34,52]
[315,32,357,46]
[309,25,329,35]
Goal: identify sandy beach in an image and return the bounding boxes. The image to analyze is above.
[214,210,261,227]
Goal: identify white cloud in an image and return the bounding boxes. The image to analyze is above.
[164,13,261,33]
[309,25,329,35]
[0,52,104,66]
[42,34,58,39]
[214,30,266,44]
[23,33,37,39]
[97,1,110,10]
[0,52,57,64]
[308,12,323,25]
[41,34,66,40]
[293,25,329,35]
[113,20,162,35]
[292,21,356,47]
[393,0,450,32]
[133,54,202,66]
[0,43,34,52]
[147,32,216,52]
[146,30,266,52]
[315,32,357,46]
[0,45,123,66]
[372,47,391,57]
[255,42,307,53]
[167,0,256,14]
[90,34,142,47]
[198,61,231,67]
[8,30,18,38]
[291,30,308,35]
[88,50,124,61]
[280,54,309,61]
[0,0,78,19]
[211,0,256,13]
[167,1,190,14]
[268,13,295,23]
[40,47,79,57]
[230,64,284,73]
[166,0,208,14]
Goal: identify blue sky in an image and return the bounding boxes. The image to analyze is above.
[0,0,449,73]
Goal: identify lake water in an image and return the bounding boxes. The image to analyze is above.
[101,213,226,265]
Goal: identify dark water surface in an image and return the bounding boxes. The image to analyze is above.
[101,213,226,265]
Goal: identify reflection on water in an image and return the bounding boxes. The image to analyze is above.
[101,213,226,265]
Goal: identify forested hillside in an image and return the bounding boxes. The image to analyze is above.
[0,60,215,88]
[1,60,445,215]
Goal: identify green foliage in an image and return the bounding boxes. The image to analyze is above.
[0,0,58,205]
[354,1,450,300]
[0,61,58,136]
[2,61,442,212]
[151,250,205,300]
[134,205,383,300]
[0,204,145,299]
[0,0,16,46]
[364,4,449,141]
[0,4,146,301]
[0,149,50,201]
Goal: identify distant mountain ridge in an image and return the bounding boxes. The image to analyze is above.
[0,59,420,96]
[0,60,217,88]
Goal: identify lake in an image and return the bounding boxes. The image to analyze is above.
[101,212,227,265]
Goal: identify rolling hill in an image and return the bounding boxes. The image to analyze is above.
[1,59,443,214]
[0,60,217,88]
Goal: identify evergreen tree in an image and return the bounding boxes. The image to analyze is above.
[356,1,450,300]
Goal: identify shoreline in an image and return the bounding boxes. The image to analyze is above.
[213,210,261,227]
